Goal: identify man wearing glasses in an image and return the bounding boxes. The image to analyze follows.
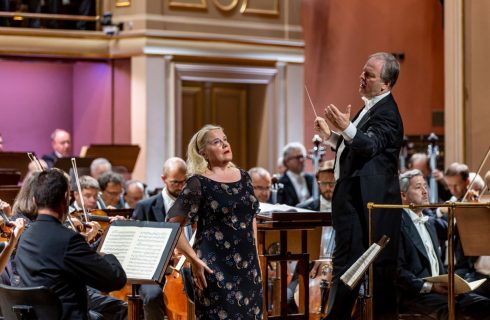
[278,142,315,206]
[97,171,125,209]
[132,157,187,320]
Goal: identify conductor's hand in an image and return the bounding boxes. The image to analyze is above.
[191,257,213,291]
[431,282,448,295]
[314,117,331,139]
[325,104,351,131]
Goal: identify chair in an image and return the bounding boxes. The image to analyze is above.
[0,284,62,320]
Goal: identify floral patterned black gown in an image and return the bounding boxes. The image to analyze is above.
[168,169,263,320]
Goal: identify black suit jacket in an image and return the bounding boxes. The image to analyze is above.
[42,151,59,168]
[13,215,127,320]
[132,193,166,222]
[398,210,445,298]
[333,93,403,264]
[277,171,315,206]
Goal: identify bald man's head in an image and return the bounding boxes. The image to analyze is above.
[162,157,187,198]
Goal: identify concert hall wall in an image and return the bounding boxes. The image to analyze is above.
[0,58,131,157]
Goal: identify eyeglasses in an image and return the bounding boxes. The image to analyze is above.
[287,155,305,161]
[318,181,336,186]
[168,179,186,186]
[207,138,228,148]
[253,186,271,192]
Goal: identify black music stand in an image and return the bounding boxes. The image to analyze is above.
[80,145,140,173]
[0,152,32,180]
[98,220,181,320]
[455,206,490,256]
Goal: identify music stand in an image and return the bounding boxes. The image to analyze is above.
[54,157,95,175]
[0,152,32,180]
[455,206,490,256]
[80,145,140,173]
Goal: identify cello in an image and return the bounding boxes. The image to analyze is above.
[163,230,196,320]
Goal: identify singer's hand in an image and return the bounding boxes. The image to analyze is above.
[314,117,331,139]
[325,104,351,131]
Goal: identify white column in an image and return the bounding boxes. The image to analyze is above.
[131,55,175,189]
[444,0,465,166]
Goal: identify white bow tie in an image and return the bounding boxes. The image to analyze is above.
[361,96,373,108]
[413,215,429,225]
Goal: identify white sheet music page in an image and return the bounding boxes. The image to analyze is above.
[100,226,172,280]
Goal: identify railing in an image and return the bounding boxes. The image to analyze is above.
[0,0,103,30]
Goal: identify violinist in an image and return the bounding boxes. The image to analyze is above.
[132,157,187,320]
[97,171,125,209]
[13,169,127,320]
[70,175,101,212]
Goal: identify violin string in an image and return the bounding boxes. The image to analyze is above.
[71,158,89,223]
[305,85,318,118]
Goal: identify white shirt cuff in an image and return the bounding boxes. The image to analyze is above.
[326,131,340,148]
[341,122,357,143]
[420,281,433,293]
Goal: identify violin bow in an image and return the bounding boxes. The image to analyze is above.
[27,152,45,172]
[71,158,90,223]
[462,146,490,202]
[173,230,197,272]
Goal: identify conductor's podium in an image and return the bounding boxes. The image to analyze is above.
[257,208,331,319]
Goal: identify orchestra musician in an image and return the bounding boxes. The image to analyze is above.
[277,142,315,206]
[97,171,125,209]
[315,52,404,319]
[131,157,187,320]
[248,166,273,203]
[397,169,490,319]
[90,158,112,180]
[167,124,263,319]
[42,129,72,168]
[407,153,451,202]
[70,175,101,212]
[123,180,145,209]
[12,169,128,320]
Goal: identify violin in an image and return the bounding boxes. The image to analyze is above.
[0,210,14,240]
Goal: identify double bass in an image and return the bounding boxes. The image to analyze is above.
[427,133,439,203]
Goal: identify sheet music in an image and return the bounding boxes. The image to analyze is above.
[259,202,316,213]
[100,226,172,280]
[340,243,381,288]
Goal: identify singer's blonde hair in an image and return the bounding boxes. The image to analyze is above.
[186,124,223,175]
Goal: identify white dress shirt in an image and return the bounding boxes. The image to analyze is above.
[286,170,311,203]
